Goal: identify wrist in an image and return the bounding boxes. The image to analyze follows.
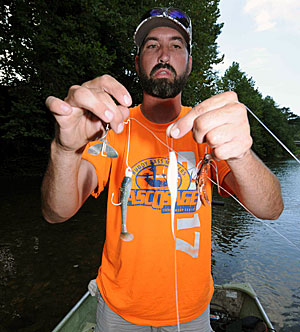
[227,149,252,167]
[51,139,83,162]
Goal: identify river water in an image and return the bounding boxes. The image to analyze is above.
[0,160,299,331]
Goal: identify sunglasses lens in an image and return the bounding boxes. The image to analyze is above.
[140,8,163,21]
[167,9,190,29]
[140,8,190,30]
[149,8,164,16]
[136,7,192,53]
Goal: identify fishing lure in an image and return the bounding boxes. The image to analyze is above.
[166,150,180,331]
[196,153,212,206]
[120,167,134,242]
[88,124,118,158]
[167,150,178,239]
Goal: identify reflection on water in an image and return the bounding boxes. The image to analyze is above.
[0,177,107,332]
[0,160,299,331]
[212,160,300,331]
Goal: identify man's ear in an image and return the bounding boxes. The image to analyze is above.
[135,56,140,74]
[188,55,192,75]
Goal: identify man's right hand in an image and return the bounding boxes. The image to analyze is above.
[45,75,132,152]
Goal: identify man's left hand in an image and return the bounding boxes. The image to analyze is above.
[167,91,253,161]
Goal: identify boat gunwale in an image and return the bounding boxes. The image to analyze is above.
[51,283,275,332]
[52,291,90,332]
[214,283,275,331]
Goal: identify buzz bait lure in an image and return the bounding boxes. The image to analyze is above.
[88,124,118,158]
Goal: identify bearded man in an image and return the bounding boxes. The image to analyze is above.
[42,8,283,332]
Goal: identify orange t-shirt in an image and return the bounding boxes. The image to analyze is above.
[82,105,231,326]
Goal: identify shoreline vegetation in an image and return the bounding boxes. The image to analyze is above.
[1,1,299,175]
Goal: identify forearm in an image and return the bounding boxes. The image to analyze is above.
[41,140,84,223]
[225,150,284,220]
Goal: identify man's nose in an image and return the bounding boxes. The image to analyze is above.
[158,46,170,63]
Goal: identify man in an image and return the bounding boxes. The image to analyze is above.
[42,8,283,332]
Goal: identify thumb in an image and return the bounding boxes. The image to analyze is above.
[46,96,73,116]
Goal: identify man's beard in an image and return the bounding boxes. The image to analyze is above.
[138,62,190,99]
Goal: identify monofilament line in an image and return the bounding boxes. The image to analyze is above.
[129,117,186,162]
[127,118,181,330]
[209,176,300,253]
[125,119,131,169]
[245,106,300,164]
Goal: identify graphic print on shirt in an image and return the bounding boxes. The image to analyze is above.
[128,151,202,258]
[128,151,200,213]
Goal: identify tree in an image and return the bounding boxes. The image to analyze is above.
[217,62,266,157]
[217,62,297,160]
[1,0,118,157]
[281,107,300,141]
[172,0,224,105]
[261,96,297,160]
[1,0,224,168]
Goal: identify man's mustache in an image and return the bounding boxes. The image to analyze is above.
[150,64,177,77]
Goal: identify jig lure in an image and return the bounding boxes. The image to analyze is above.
[196,153,212,206]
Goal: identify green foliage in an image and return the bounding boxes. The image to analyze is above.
[0,0,297,169]
[0,0,223,161]
[217,62,298,160]
[166,0,224,105]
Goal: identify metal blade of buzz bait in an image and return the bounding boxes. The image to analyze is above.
[88,141,118,158]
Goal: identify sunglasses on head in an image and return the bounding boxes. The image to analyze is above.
[140,8,191,32]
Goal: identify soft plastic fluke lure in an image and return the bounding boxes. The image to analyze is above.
[120,167,134,241]
[167,151,178,239]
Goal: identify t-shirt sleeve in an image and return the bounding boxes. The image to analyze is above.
[212,159,234,197]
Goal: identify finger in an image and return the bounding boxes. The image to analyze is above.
[114,105,130,133]
[95,97,130,134]
[84,111,106,140]
[213,138,252,161]
[65,85,128,133]
[168,104,230,144]
[167,91,238,139]
[205,123,233,148]
[205,120,251,149]
[45,96,73,116]
[65,85,110,120]
[82,75,132,107]
[192,102,246,144]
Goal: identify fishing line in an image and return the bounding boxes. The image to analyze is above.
[129,117,169,148]
[129,117,186,163]
[112,109,299,329]
[124,119,131,169]
[198,156,221,196]
[110,119,132,207]
[128,117,181,330]
[174,244,181,332]
[166,133,180,331]
[129,113,300,250]
[167,150,181,331]
[245,106,300,164]
[208,176,300,253]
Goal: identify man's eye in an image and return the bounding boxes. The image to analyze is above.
[172,44,182,49]
[147,44,157,49]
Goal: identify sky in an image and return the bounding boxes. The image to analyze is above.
[215,0,300,116]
